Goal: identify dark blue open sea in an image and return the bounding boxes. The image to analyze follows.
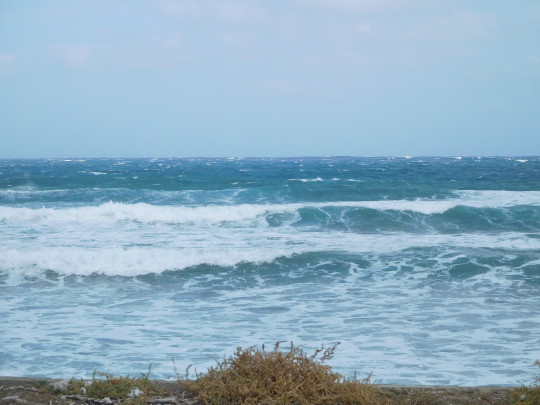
[1,157,539,385]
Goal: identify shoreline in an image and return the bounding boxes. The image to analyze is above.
[0,375,520,388]
[0,376,519,405]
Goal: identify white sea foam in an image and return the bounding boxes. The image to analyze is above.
[1,190,539,225]
[288,177,324,182]
[0,202,277,224]
[2,252,536,386]
[455,190,540,208]
[1,232,538,277]
[0,247,300,276]
[1,191,539,278]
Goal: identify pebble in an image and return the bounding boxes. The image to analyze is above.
[66,395,84,401]
[179,399,200,405]
[0,396,28,404]
[519,393,527,401]
[150,398,178,404]
[178,399,201,405]
[50,379,70,392]
[128,387,143,398]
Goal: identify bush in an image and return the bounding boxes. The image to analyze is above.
[513,360,540,405]
[66,366,164,404]
[180,342,390,405]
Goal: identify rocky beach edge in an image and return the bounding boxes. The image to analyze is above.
[0,376,523,405]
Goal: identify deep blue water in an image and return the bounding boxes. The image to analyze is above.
[1,157,539,385]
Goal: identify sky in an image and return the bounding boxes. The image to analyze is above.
[1,0,539,158]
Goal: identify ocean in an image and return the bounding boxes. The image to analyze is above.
[0,156,539,386]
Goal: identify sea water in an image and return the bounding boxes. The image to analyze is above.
[0,157,539,386]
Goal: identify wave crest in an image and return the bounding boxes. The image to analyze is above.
[1,190,539,225]
[0,247,298,277]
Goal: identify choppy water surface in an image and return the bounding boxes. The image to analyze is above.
[1,157,539,385]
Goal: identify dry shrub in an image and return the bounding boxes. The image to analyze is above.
[66,367,165,404]
[512,360,540,405]
[182,342,390,405]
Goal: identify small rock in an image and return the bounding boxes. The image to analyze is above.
[179,399,200,405]
[151,397,178,404]
[128,386,143,398]
[520,393,527,402]
[100,397,112,404]
[50,379,70,392]
[66,394,84,401]
[0,396,29,404]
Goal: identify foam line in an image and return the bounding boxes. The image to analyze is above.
[1,232,538,277]
[1,190,539,224]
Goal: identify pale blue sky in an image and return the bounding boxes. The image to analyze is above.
[1,0,539,157]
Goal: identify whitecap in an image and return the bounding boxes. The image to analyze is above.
[1,191,540,226]
[288,178,324,182]
[0,246,302,277]
[1,232,539,277]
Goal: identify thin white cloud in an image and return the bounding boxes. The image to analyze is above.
[0,53,15,63]
[0,53,15,72]
[353,22,372,34]
[51,44,92,68]
[257,78,302,95]
[295,0,413,12]
[110,34,189,69]
[429,10,497,40]
[158,0,266,24]
[530,4,540,21]
[162,34,184,49]
[157,0,201,17]
[215,1,266,23]
[49,33,189,70]
[220,32,254,47]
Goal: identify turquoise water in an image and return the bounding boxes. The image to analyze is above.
[1,157,539,385]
